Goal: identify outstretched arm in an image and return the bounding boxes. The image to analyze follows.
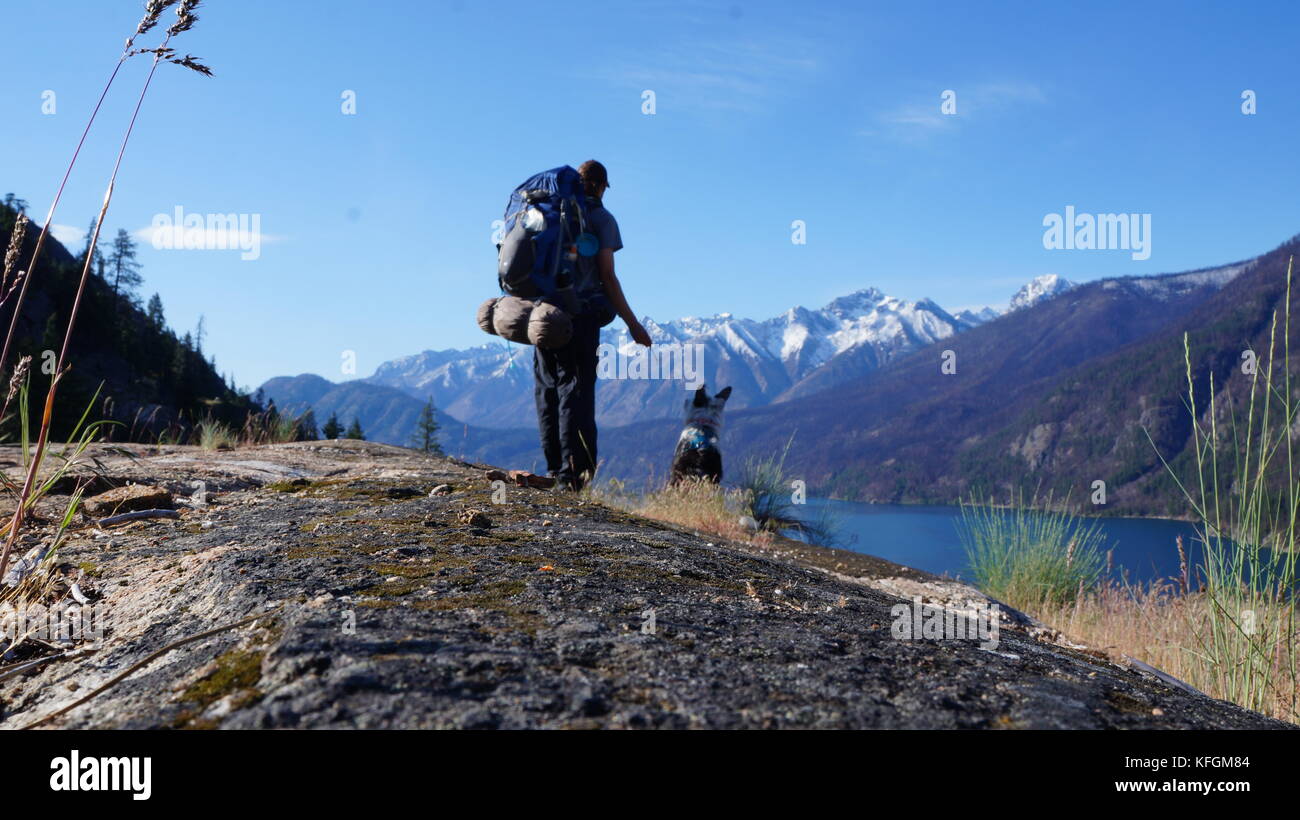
[598,248,652,347]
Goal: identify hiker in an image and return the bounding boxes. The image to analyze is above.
[533,160,652,490]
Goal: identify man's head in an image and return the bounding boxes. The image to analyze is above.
[578,159,610,201]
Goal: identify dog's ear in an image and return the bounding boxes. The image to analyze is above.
[714,386,732,402]
[693,385,709,407]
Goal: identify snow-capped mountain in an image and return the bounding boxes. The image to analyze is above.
[1009,274,1075,311]
[363,287,977,428]
[952,306,1001,326]
[621,287,967,379]
[364,344,535,429]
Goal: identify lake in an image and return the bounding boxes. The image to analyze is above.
[796,498,1207,587]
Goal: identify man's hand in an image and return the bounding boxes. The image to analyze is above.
[629,321,653,347]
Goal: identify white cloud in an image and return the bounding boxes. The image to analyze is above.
[868,81,1046,142]
[878,105,954,132]
[49,223,85,248]
[598,3,826,116]
[611,41,822,112]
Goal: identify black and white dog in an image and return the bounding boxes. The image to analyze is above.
[670,384,732,484]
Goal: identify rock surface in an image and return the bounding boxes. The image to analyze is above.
[0,440,1289,729]
[81,484,173,516]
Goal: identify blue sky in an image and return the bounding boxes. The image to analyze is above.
[2,0,1298,390]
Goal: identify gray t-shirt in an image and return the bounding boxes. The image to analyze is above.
[576,198,621,300]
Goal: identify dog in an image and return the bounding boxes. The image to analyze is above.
[670,384,732,484]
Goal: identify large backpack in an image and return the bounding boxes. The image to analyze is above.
[496,166,594,307]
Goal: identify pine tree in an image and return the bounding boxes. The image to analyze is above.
[108,229,143,308]
[411,396,443,455]
[345,417,365,440]
[147,293,166,328]
[321,412,343,440]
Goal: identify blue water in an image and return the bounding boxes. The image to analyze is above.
[798,498,1208,587]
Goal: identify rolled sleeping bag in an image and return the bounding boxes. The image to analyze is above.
[527,300,572,348]
[491,295,534,344]
[478,295,573,349]
[477,297,500,336]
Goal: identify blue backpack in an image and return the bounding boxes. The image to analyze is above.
[496,166,597,306]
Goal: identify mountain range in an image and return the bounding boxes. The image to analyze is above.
[365,286,992,429]
[265,277,1065,440]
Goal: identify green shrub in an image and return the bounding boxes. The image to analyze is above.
[958,491,1106,609]
[197,418,235,451]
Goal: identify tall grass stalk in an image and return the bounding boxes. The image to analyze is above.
[1147,257,1300,718]
[0,1,210,582]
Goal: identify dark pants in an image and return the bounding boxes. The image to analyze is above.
[533,313,600,489]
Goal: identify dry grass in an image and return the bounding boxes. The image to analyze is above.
[195,407,309,451]
[196,418,235,451]
[612,479,772,546]
[239,407,308,446]
[1025,581,1299,723]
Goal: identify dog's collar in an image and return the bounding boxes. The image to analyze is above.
[680,425,717,451]
[684,416,720,431]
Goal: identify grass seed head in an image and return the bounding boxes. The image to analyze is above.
[168,0,202,37]
[136,0,180,38]
[2,212,28,290]
[6,355,30,404]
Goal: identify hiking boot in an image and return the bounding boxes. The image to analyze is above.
[548,472,582,492]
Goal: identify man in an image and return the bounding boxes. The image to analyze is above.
[533,160,652,490]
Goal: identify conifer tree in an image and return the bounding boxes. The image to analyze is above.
[322,412,343,440]
[411,396,443,455]
[108,228,143,307]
